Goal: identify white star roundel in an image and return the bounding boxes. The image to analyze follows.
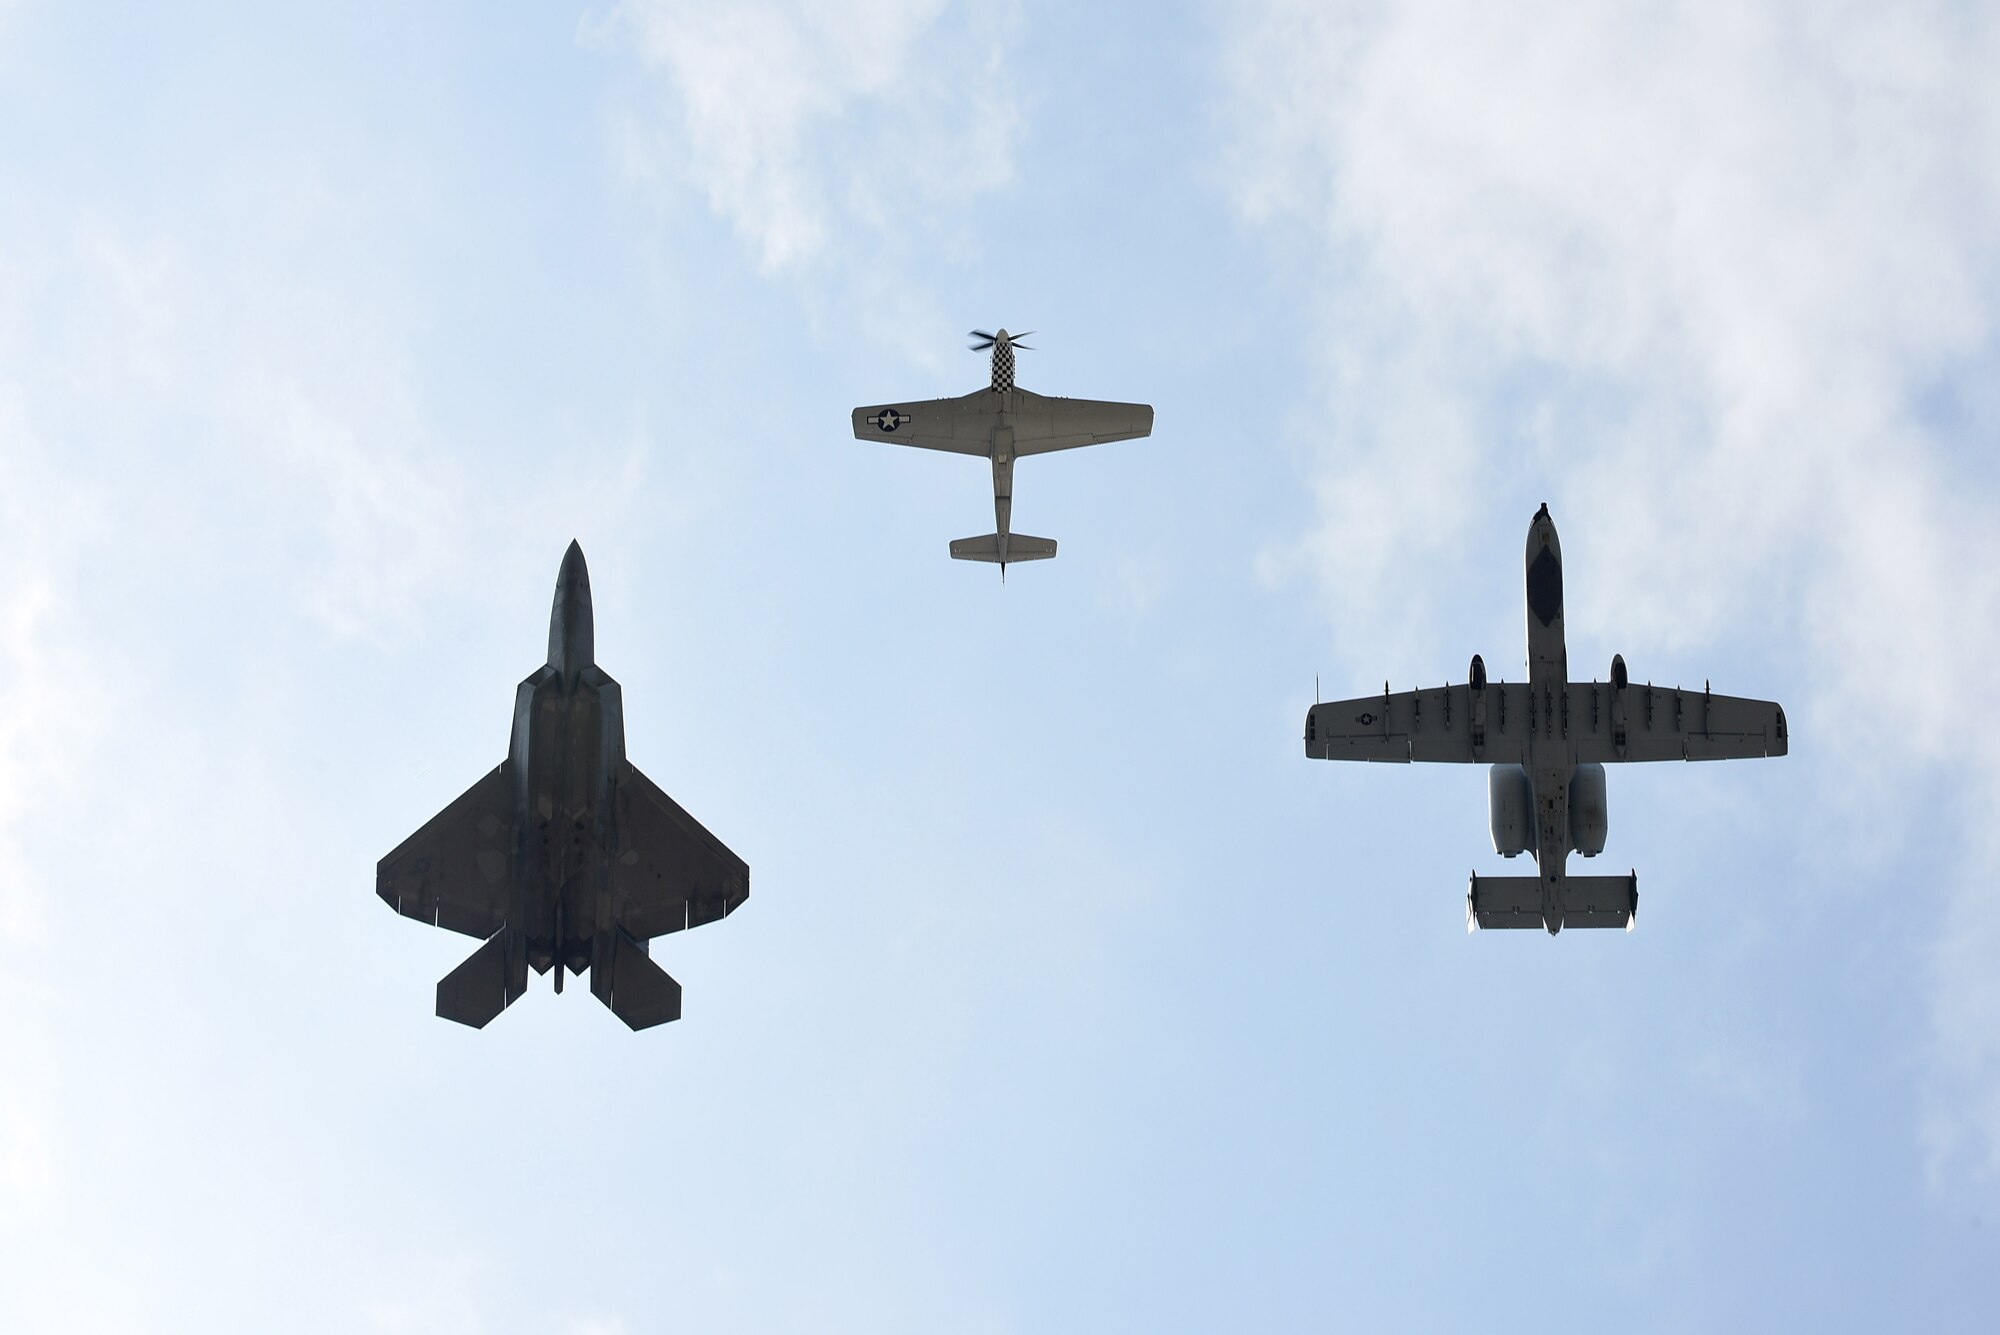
[868,407,910,432]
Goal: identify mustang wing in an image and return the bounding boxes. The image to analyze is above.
[1010,389,1153,456]
[851,390,997,455]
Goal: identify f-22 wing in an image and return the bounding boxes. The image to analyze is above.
[377,764,514,938]
[610,759,749,940]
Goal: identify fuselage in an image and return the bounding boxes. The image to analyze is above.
[1520,503,1576,917]
[504,541,627,987]
[986,329,1022,566]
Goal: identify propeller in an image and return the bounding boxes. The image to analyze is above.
[967,329,1035,351]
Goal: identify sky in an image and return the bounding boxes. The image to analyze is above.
[2,1,1998,1330]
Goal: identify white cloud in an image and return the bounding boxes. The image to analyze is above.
[1225,0,2000,1174]
[601,0,1019,268]
[41,213,474,645]
[593,0,1022,362]
[0,377,110,1224]
[559,1318,630,1335]
[0,175,477,1269]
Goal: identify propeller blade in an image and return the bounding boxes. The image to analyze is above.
[968,329,996,341]
[1012,331,1035,342]
[1010,342,1034,351]
[969,340,994,351]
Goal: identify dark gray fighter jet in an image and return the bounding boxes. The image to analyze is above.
[377,542,747,1028]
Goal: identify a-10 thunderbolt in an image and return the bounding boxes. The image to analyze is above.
[851,328,1153,575]
[377,542,748,1027]
[1303,504,1787,933]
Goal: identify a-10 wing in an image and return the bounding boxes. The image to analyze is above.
[1567,679,1788,762]
[851,389,1153,456]
[1304,680,1787,764]
[1305,684,1532,764]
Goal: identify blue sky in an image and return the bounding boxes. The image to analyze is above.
[3,2,1998,1330]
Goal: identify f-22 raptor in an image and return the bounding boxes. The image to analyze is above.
[852,329,1153,576]
[1304,505,1787,934]
[378,542,748,1028]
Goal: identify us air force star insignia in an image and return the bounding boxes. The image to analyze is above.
[869,407,910,432]
[1354,712,1375,725]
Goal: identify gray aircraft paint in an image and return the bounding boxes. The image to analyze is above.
[851,329,1154,575]
[1302,504,1788,934]
[376,542,748,1028]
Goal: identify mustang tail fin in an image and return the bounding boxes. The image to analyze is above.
[591,928,683,1030]
[1466,871,1637,934]
[436,930,524,1028]
[949,534,1057,564]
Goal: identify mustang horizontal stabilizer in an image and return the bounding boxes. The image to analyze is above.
[950,533,1056,563]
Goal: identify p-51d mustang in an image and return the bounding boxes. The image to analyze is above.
[851,329,1153,575]
[1303,504,1787,934]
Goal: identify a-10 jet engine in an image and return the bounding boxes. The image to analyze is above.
[1478,654,1616,863]
[1482,653,1622,858]
[1488,762,1608,858]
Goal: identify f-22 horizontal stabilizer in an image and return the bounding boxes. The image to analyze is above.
[595,928,683,1031]
[436,931,522,1028]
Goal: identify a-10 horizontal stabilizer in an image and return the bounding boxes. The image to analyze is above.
[436,931,521,1028]
[1467,872,1637,933]
[1561,873,1639,929]
[1465,874,1542,930]
[949,533,1057,563]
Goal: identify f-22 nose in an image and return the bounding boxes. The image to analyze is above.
[547,539,595,685]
